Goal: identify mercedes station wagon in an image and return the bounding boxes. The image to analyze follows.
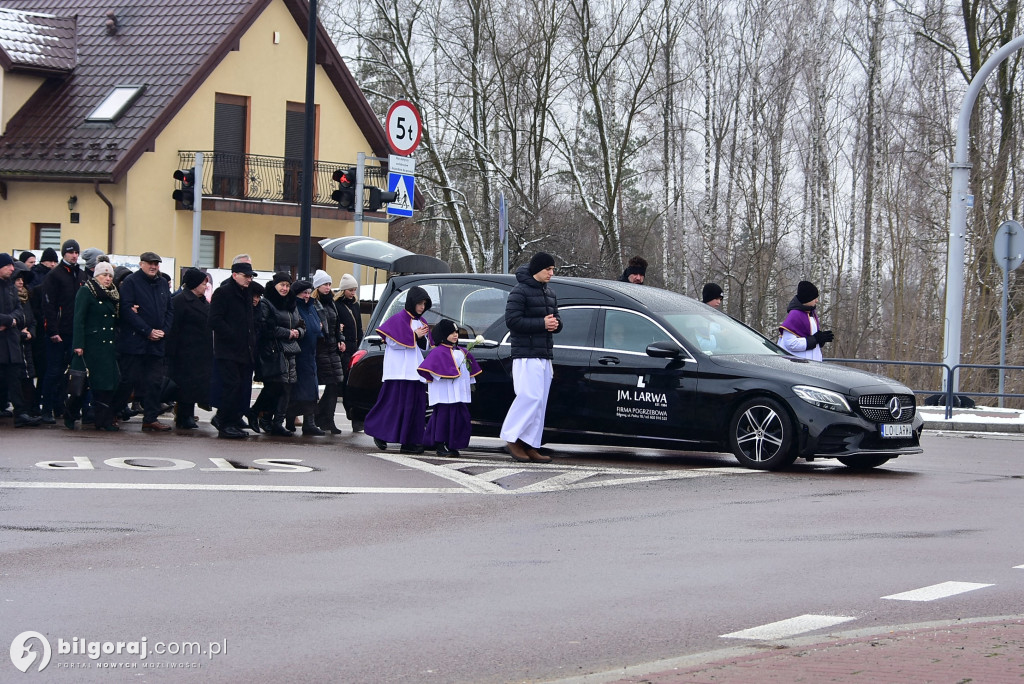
[344,274,924,470]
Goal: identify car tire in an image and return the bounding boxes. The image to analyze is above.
[837,455,890,470]
[728,397,797,470]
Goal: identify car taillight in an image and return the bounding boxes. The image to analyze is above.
[349,349,367,369]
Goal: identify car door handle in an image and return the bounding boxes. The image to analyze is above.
[598,356,621,365]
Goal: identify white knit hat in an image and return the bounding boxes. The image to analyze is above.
[311,269,332,289]
[338,273,358,291]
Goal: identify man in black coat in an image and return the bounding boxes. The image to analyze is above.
[25,248,56,415]
[500,251,562,463]
[40,239,86,422]
[208,262,257,439]
[0,253,41,426]
[117,252,174,431]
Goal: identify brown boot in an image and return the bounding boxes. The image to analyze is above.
[519,439,551,463]
[506,441,531,463]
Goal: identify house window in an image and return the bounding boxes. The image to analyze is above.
[283,102,319,202]
[199,231,222,268]
[213,93,249,198]
[86,85,145,123]
[33,224,61,250]
[274,234,325,277]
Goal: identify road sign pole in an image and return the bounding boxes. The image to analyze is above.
[1000,248,1008,407]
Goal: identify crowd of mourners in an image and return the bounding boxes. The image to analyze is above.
[0,240,363,439]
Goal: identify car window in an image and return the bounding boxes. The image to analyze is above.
[602,309,667,353]
[381,282,510,338]
[662,312,785,356]
[553,307,597,348]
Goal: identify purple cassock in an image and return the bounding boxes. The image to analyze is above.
[363,310,430,446]
[375,310,421,347]
[779,307,819,338]
[418,343,482,450]
[417,343,482,381]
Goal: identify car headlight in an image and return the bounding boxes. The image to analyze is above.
[792,385,852,413]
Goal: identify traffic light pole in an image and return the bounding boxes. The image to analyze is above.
[353,152,366,283]
[191,152,203,267]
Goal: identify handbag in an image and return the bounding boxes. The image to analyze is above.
[67,355,87,398]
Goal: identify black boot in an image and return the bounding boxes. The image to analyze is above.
[302,414,325,436]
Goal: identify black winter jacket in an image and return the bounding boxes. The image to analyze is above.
[118,269,174,357]
[41,260,86,339]
[209,279,256,364]
[0,275,25,365]
[168,289,213,403]
[335,294,363,352]
[315,295,345,384]
[505,265,561,359]
[255,288,302,382]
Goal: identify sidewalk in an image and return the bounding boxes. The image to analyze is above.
[919,405,1024,434]
[556,616,1024,683]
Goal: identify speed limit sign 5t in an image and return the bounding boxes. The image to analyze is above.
[386,100,423,156]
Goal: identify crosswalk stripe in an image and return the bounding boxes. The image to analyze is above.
[881,581,994,601]
[721,614,856,640]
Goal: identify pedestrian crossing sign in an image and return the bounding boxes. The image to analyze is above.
[387,172,414,217]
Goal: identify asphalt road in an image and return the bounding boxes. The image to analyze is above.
[2,424,1022,683]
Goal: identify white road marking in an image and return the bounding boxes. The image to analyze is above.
[370,452,504,493]
[475,468,529,482]
[1015,564,1024,569]
[721,614,856,640]
[0,481,468,494]
[881,581,994,601]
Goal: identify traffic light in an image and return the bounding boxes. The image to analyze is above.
[331,167,357,211]
[367,186,397,212]
[172,167,196,210]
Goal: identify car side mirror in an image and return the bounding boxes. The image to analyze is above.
[365,334,384,346]
[646,341,683,359]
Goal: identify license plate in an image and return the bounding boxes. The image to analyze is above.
[880,423,912,438]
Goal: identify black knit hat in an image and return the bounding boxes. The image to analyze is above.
[431,319,458,346]
[271,271,292,286]
[41,248,59,263]
[18,251,35,263]
[528,251,555,275]
[249,281,265,297]
[183,268,207,291]
[61,239,80,255]
[797,280,819,304]
[702,282,723,303]
[292,280,314,296]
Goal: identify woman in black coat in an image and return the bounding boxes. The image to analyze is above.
[311,272,345,433]
[168,268,213,429]
[252,272,302,436]
[334,273,363,386]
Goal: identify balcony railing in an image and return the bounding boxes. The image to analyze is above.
[177,151,388,207]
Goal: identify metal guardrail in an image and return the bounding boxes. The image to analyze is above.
[828,358,1024,420]
[177,151,388,207]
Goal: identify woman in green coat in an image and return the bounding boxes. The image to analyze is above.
[70,262,121,431]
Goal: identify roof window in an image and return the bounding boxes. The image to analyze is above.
[86,85,144,123]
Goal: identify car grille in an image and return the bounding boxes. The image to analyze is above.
[857,394,916,423]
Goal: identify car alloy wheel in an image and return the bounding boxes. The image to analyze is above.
[728,396,797,470]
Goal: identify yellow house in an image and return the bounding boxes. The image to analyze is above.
[0,0,401,285]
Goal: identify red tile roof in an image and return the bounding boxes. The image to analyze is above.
[0,0,390,182]
[0,7,75,73]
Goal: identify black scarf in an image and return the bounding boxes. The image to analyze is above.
[85,277,120,317]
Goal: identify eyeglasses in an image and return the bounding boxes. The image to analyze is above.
[239,273,255,279]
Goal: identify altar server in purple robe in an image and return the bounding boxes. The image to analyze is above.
[364,286,432,454]
[418,319,482,457]
[778,280,833,361]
